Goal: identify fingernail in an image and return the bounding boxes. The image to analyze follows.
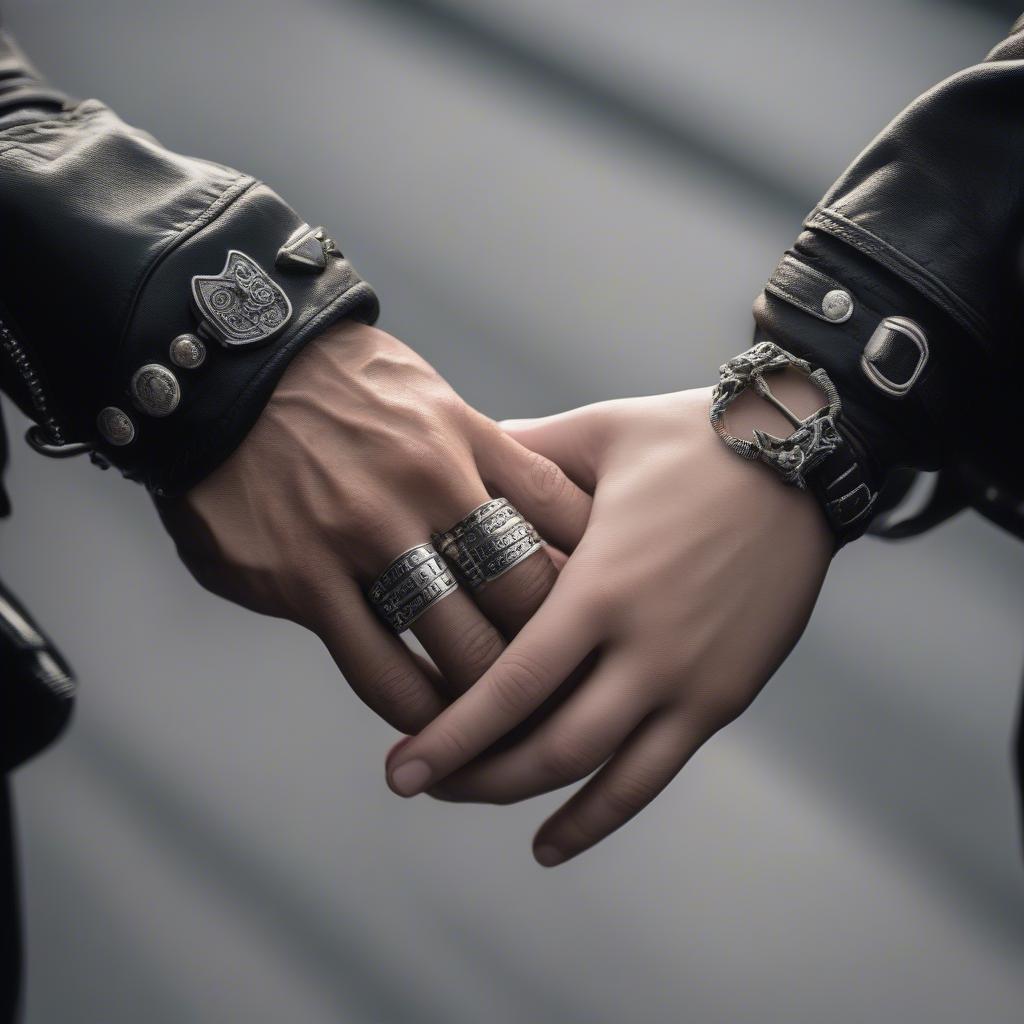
[534,844,565,868]
[389,759,431,797]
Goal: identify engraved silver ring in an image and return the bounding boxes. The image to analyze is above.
[433,498,545,590]
[368,542,459,633]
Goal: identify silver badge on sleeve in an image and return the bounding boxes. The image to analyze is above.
[191,250,292,348]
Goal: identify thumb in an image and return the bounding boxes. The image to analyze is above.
[499,402,611,492]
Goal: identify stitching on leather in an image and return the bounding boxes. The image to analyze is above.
[765,254,852,322]
[778,253,840,290]
[0,98,106,144]
[806,206,992,347]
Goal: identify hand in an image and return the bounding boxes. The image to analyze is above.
[383,385,832,865]
[158,321,592,732]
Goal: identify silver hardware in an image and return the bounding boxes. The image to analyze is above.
[276,223,341,272]
[131,363,180,417]
[0,316,87,455]
[821,289,854,323]
[169,333,207,369]
[191,250,292,347]
[860,316,929,397]
[710,342,843,489]
[434,499,545,589]
[368,543,460,633]
[96,406,136,446]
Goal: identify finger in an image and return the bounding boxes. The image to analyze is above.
[531,712,690,867]
[384,565,598,797]
[475,426,592,554]
[409,584,507,698]
[309,577,448,734]
[428,652,654,804]
[547,545,569,571]
[356,480,509,699]
[498,404,611,492]
[467,541,559,638]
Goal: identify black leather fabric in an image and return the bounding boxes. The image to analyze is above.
[0,36,378,496]
[754,27,1024,543]
[765,254,854,324]
[0,97,379,494]
[0,29,66,114]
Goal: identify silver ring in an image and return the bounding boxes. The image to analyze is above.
[434,499,545,589]
[367,542,459,632]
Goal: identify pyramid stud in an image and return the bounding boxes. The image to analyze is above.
[275,224,341,272]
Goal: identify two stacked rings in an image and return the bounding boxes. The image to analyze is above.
[367,498,545,632]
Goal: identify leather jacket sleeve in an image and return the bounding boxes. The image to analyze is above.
[0,29,379,497]
[753,20,1024,540]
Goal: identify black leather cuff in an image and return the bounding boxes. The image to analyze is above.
[95,182,380,495]
[0,99,379,497]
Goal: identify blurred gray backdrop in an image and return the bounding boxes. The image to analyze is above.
[4,0,1024,1021]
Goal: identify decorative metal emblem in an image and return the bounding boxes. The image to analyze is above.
[96,406,135,446]
[169,333,207,369]
[276,224,341,273]
[710,342,842,489]
[191,250,292,348]
[131,363,181,418]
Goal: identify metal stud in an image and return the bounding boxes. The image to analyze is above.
[96,406,135,446]
[169,333,207,369]
[821,289,854,323]
[131,363,181,417]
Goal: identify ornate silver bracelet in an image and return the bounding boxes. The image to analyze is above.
[709,341,843,490]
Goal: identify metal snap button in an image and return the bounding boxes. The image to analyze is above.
[96,406,136,446]
[169,333,207,369]
[131,364,181,417]
[821,289,853,323]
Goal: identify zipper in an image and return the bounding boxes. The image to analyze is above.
[0,313,91,457]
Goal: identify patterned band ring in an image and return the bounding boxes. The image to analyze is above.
[433,498,546,589]
[367,542,460,633]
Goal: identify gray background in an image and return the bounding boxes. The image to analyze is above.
[4,0,1024,1021]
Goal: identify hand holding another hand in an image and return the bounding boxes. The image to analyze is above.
[159,321,591,732]
[386,386,832,866]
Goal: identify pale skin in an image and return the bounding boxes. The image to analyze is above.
[385,370,832,866]
[162,321,831,867]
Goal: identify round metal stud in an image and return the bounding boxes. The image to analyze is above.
[821,289,854,323]
[169,333,207,369]
[96,406,136,446]
[131,363,181,418]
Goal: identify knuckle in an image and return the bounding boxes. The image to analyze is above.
[557,809,603,849]
[598,764,661,818]
[451,618,505,675]
[433,721,474,763]
[368,662,424,716]
[527,450,569,504]
[504,554,555,611]
[488,652,549,716]
[538,731,600,783]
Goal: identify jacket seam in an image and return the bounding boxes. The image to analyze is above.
[806,205,993,351]
[0,97,106,142]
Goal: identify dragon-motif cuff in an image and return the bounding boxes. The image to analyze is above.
[710,341,878,547]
